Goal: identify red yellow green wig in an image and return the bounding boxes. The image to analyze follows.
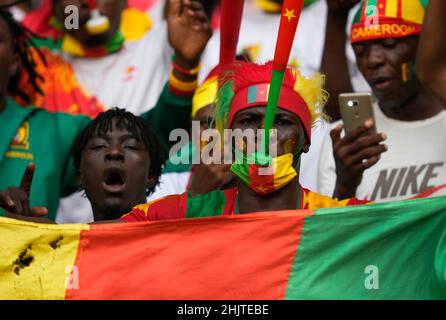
[214,61,328,145]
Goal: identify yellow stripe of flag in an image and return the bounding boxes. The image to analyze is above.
[0,217,89,299]
[385,0,399,18]
[402,0,425,24]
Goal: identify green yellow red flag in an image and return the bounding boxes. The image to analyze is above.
[1,196,445,299]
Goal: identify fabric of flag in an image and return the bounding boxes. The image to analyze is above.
[1,196,445,299]
[247,84,270,104]
[121,186,370,222]
[351,0,428,43]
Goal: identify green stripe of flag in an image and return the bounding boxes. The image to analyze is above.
[247,85,258,104]
[285,196,446,299]
[366,0,378,16]
[185,190,228,218]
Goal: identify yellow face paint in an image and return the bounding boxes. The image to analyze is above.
[282,139,297,155]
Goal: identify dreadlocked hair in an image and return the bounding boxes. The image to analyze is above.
[72,108,165,196]
[0,8,45,103]
[214,60,330,138]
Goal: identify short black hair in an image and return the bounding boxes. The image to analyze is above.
[72,108,165,195]
[0,8,45,103]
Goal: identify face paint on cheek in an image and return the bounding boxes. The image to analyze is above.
[401,61,415,83]
[282,138,297,155]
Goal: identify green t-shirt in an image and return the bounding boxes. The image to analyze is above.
[0,98,90,220]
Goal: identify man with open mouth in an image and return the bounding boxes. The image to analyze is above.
[1,61,371,223]
[1,108,164,222]
[117,61,371,223]
[72,108,164,221]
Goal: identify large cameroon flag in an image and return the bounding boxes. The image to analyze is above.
[1,196,445,299]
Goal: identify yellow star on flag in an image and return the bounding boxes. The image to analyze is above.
[256,184,269,194]
[283,8,296,22]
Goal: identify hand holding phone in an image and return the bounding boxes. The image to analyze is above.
[330,93,388,200]
[339,92,377,135]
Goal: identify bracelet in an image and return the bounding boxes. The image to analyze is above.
[169,69,198,92]
[172,60,201,76]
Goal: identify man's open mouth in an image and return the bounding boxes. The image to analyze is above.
[371,77,393,90]
[102,168,126,194]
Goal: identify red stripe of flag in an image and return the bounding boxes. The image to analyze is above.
[66,212,309,299]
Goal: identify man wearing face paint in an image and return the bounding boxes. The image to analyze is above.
[318,0,446,202]
[200,0,370,193]
[148,66,236,201]
[119,61,369,222]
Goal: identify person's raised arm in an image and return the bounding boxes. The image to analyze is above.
[168,0,212,84]
[141,0,212,152]
[320,0,360,121]
[415,0,446,107]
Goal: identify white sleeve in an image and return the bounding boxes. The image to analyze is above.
[317,124,338,197]
[56,192,94,224]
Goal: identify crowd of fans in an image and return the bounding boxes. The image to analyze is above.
[0,0,445,225]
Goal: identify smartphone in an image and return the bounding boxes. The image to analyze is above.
[339,92,377,136]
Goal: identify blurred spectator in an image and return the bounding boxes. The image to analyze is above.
[148,66,235,201]
[53,0,213,223]
[0,0,42,20]
[14,0,168,116]
[318,0,446,202]
[0,9,89,219]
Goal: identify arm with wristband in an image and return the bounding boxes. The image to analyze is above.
[141,0,212,153]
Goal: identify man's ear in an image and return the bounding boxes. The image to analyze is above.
[76,170,84,190]
[146,175,157,190]
[302,141,310,154]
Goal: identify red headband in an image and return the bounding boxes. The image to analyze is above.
[228,83,312,142]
